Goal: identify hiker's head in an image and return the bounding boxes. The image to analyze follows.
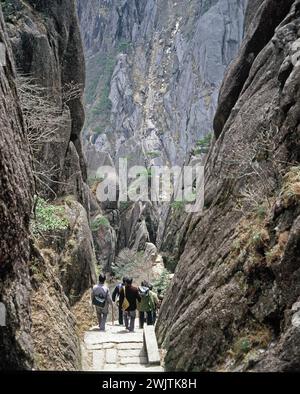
[122,277,128,285]
[125,277,133,286]
[148,283,153,290]
[99,274,106,284]
[157,289,162,294]
[141,280,148,287]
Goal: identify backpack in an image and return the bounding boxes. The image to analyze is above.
[92,288,108,308]
[138,286,149,298]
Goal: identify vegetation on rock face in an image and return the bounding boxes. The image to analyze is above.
[91,215,110,232]
[153,269,172,295]
[119,200,134,212]
[228,325,272,365]
[146,151,161,159]
[116,39,132,54]
[281,166,300,206]
[193,132,213,155]
[85,53,115,131]
[230,165,300,269]
[87,174,103,188]
[170,200,185,212]
[31,197,69,236]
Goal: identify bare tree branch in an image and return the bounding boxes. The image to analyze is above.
[17,75,82,196]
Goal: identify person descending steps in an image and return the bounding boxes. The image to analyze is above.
[119,277,141,332]
[92,273,114,331]
[137,281,153,328]
[112,277,127,326]
[83,277,164,371]
[137,281,160,328]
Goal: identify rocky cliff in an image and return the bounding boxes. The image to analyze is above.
[156,0,300,372]
[0,1,97,370]
[4,0,87,204]
[0,8,34,369]
[78,0,247,167]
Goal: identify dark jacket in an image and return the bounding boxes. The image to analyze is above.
[119,285,141,311]
[112,283,123,303]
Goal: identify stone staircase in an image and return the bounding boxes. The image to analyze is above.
[81,321,164,372]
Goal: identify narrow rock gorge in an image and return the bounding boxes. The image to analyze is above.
[77,0,247,271]
[1,0,300,374]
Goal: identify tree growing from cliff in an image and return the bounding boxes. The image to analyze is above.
[17,75,82,196]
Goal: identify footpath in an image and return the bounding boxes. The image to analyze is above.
[81,321,164,372]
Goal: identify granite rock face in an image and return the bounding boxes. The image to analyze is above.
[0,8,34,370]
[30,197,97,370]
[156,0,300,372]
[78,0,247,167]
[4,0,87,202]
[1,1,97,370]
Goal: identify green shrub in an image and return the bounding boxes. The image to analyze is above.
[117,40,132,54]
[87,175,103,187]
[91,216,110,232]
[93,126,104,135]
[234,337,252,356]
[31,197,68,235]
[146,151,160,159]
[256,204,267,220]
[153,269,172,295]
[193,132,213,155]
[119,201,133,211]
[171,201,185,211]
[231,328,272,361]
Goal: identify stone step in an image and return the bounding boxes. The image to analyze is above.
[82,322,164,372]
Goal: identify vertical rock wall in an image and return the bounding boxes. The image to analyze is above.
[156,0,300,372]
[1,0,97,370]
[0,8,34,370]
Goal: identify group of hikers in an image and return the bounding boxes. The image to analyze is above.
[91,274,163,332]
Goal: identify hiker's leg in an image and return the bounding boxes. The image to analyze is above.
[146,311,153,325]
[96,307,102,328]
[139,311,144,329]
[152,310,157,324]
[119,306,123,325]
[124,311,129,329]
[129,311,136,332]
[100,312,107,331]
